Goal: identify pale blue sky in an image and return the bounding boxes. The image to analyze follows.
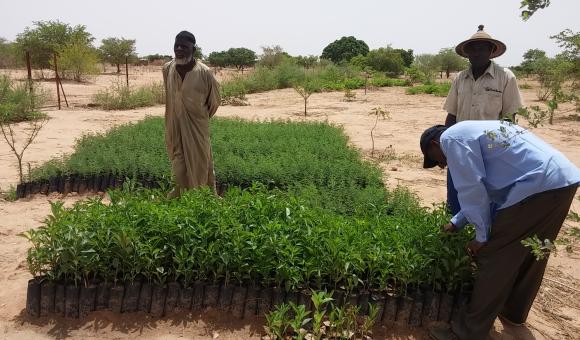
[1,0,578,66]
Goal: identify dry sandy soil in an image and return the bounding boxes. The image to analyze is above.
[0,67,579,339]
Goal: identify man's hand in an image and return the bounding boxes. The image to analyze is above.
[442,222,457,233]
[466,240,486,259]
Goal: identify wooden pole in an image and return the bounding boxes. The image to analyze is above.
[25,51,32,93]
[54,53,61,110]
[59,78,69,107]
[125,56,129,87]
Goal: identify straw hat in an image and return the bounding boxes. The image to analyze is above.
[455,25,506,59]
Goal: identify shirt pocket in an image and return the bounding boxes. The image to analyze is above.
[483,90,503,116]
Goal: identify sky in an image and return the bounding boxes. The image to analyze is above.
[0,0,579,67]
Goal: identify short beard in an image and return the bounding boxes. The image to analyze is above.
[175,55,193,65]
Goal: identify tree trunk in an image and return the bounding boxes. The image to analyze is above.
[116,63,120,73]
[304,98,307,116]
[446,68,450,79]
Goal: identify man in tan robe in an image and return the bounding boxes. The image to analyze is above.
[163,31,220,197]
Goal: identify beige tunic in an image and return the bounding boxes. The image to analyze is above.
[162,60,220,193]
[443,61,523,122]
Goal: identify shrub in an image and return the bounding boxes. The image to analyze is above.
[406,83,451,97]
[93,81,165,110]
[0,76,48,123]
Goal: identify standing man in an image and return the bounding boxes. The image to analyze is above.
[419,121,580,340]
[443,25,524,214]
[163,31,221,197]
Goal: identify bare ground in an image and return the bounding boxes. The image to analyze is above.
[0,67,579,339]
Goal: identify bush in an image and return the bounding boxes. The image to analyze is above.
[406,83,451,97]
[0,76,48,123]
[219,62,409,103]
[93,81,165,110]
[57,42,100,82]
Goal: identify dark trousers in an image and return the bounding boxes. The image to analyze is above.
[447,169,461,215]
[453,184,578,340]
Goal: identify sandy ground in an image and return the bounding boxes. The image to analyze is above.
[0,67,579,339]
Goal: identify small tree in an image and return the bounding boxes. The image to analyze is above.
[99,37,136,73]
[15,20,93,72]
[435,48,468,78]
[259,45,287,68]
[321,36,369,64]
[0,76,48,183]
[293,80,320,116]
[225,47,257,73]
[57,42,100,81]
[369,106,391,158]
[295,55,319,69]
[366,47,405,76]
[0,38,21,68]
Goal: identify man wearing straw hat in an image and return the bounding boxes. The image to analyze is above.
[163,31,221,198]
[443,25,523,216]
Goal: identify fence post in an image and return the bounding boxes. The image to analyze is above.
[125,56,129,87]
[53,53,61,110]
[25,51,32,93]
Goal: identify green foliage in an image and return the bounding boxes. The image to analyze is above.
[521,235,556,260]
[520,0,551,20]
[208,47,257,72]
[258,45,290,68]
[93,81,165,110]
[365,48,406,76]
[2,185,17,202]
[406,83,451,97]
[23,184,473,291]
[57,42,100,81]
[520,49,548,76]
[294,55,319,69]
[321,36,369,64]
[435,48,468,78]
[0,76,47,123]
[29,118,386,214]
[219,61,408,103]
[15,20,94,70]
[0,38,22,68]
[392,48,414,68]
[99,37,137,73]
[411,54,439,83]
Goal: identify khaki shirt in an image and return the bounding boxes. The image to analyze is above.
[443,62,523,122]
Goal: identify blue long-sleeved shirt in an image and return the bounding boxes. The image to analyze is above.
[442,121,580,243]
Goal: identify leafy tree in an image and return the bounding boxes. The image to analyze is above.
[207,51,228,68]
[99,38,136,73]
[412,54,439,82]
[435,48,468,78]
[365,48,405,76]
[208,48,256,73]
[294,55,319,69]
[259,45,288,68]
[15,20,93,70]
[348,54,368,70]
[321,36,369,64]
[0,38,21,68]
[57,43,100,81]
[520,0,551,20]
[393,48,414,68]
[520,49,548,76]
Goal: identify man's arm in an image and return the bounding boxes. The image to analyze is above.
[445,113,457,127]
[501,70,524,120]
[442,137,492,243]
[206,72,220,118]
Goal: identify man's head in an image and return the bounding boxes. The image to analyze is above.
[174,31,196,65]
[455,25,506,61]
[420,125,448,169]
[464,40,494,69]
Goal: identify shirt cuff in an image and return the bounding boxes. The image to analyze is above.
[475,230,489,243]
[450,212,468,230]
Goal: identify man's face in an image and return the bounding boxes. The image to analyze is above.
[427,140,447,169]
[464,41,493,69]
[174,38,194,64]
